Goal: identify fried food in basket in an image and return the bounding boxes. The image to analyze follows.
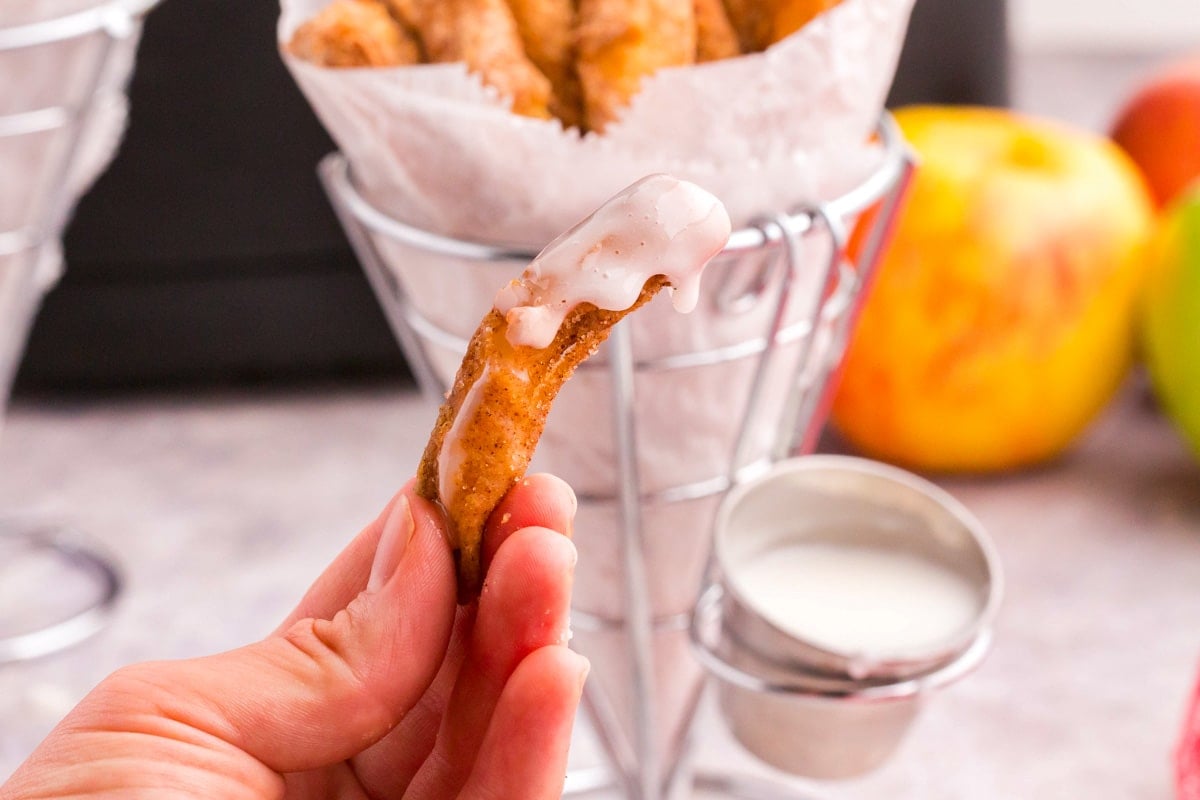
[505,0,585,127]
[724,0,842,51]
[289,0,844,129]
[403,0,554,119]
[288,0,420,68]
[575,0,696,132]
[694,0,741,61]
[417,175,731,599]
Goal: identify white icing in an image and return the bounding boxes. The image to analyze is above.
[438,363,491,512]
[493,175,731,348]
[437,361,534,514]
[730,542,981,658]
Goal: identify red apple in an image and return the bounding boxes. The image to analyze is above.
[1111,55,1200,209]
[1180,663,1200,800]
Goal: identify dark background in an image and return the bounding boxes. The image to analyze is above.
[15,0,1008,392]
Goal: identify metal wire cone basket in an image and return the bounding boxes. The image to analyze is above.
[0,0,157,665]
[320,114,914,799]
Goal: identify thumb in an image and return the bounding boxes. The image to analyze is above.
[145,491,457,773]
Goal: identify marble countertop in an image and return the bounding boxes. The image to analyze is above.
[1,379,1198,797]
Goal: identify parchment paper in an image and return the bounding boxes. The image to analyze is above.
[0,0,146,418]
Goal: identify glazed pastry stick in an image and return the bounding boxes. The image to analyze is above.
[723,0,842,51]
[402,0,554,119]
[576,0,697,132]
[504,0,585,128]
[418,175,731,599]
[288,0,420,68]
[769,0,843,42]
[694,0,741,61]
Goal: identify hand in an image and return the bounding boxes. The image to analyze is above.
[2,474,585,800]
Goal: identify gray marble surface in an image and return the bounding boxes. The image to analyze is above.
[1,379,1199,798]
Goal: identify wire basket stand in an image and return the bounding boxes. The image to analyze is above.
[319,115,915,799]
[0,0,156,664]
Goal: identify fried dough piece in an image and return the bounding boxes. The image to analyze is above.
[576,0,696,132]
[770,0,842,42]
[418,278,666,598]
[404,0,554,119]
[417,175,731,599]
[694,0,740,61]
[504,0,585,128]
[288,0,419,68]
[721,0,769,52]
[722,0,841,51]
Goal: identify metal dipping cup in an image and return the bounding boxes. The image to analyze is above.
[690,454,1002,779]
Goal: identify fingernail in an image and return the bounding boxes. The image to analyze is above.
[575,654,591,689]
[552,475,577,539]
[556,475,578,516]
[367,495,414,593]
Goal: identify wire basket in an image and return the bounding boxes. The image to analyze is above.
[0,0,157,664]
[319,115,914,799]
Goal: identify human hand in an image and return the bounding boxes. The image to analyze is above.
[2,474,585,800]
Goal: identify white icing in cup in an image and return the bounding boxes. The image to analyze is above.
[715,454,1001,681]
[730,542,982,661]
[704,455,1002,778]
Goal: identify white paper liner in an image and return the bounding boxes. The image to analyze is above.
[280,0,913,780]
[280,0,911,243]
[0,0,146,423]
[1,0,143,292]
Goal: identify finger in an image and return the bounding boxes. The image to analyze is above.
[458,646,588,800]
[280,472,573,634]
[404,526,576,799]
[348,604,474,795]
[483,473,577,568]
[275,479,417,634]
[347,474,576,796]
[128,490,457,774]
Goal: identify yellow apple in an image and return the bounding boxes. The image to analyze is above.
[832,106,1155,473]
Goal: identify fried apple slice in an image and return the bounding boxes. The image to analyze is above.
[417,175,731,598]
[504,0,585,128]
[723,0,842,51]
[576,0,697,132]
[401,0,554,119]
[770,0,842,42]
[289,0,420,68]
[720,0,769,52]
[694,0,740,61]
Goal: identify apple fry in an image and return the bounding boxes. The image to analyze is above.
[770,0,842,42]
[504,0,585,128]
[402,0,554,119]
[288,0,419,68]
[694,0,740,61]
[720,0,771,52]
[417,175,731,598]
[576,0,697,132]
[723,0,842,51]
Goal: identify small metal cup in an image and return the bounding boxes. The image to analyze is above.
[715,455,1001,680]
[693,586,992,779]
[692,454,1002,778]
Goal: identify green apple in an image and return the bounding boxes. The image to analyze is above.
[1142,180,1200,456]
